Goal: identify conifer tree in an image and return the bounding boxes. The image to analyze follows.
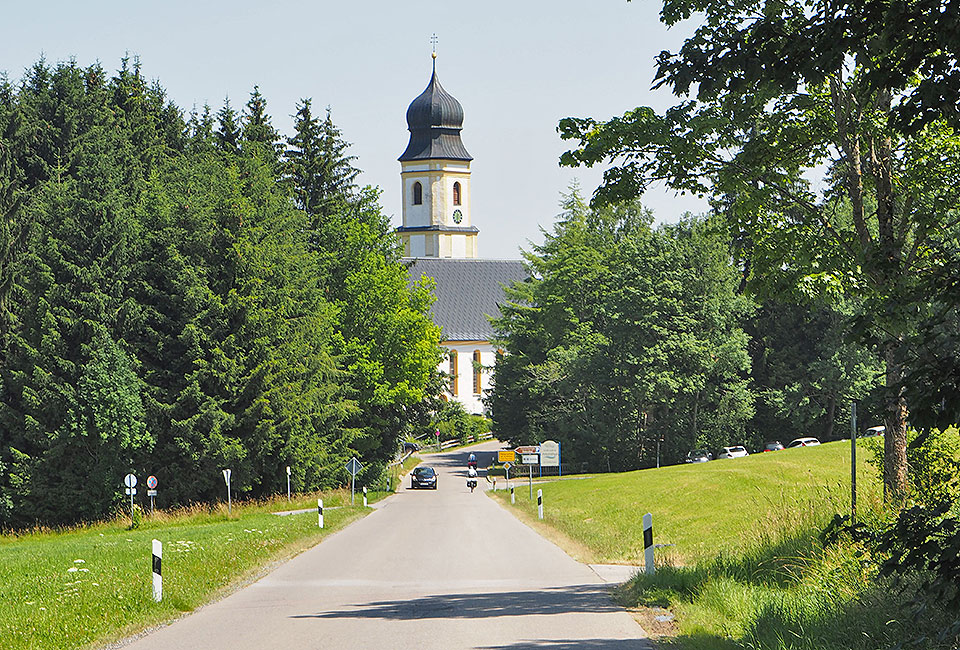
[215,97,241,155]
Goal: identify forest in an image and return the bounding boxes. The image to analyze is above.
[0,58,443,527]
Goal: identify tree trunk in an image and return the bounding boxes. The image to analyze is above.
[883,339,909,504]
[823,393,836,441]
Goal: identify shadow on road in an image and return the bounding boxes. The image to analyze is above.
[291,584,619,621]
[477,641,649,649]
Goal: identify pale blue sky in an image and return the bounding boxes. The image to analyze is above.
[1,0,706,259]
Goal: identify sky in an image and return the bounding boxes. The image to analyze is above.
[0,0,708,260]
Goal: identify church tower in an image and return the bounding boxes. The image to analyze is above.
[397,54,478,258]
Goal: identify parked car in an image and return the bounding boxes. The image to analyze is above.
[410,466,438,489]
[717,445,749,459]
[403,441,421,453]
[861,426,885,437]
[762,441,784,452]
[787,437,820,448]
[685,449,713,463]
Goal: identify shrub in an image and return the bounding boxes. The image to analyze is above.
[865,425,960,506]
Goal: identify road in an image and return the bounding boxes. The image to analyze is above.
[121,441,651,649]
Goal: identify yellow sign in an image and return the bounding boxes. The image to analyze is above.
[498,450,516,463]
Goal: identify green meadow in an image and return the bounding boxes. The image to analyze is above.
[490,441,936,649]
[0,491,384,650]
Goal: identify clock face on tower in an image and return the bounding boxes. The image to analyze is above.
[452,209,463,224]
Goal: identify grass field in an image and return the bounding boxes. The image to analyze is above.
[489,441,925,649]
[0,490,385,650]
[491,441,882,565]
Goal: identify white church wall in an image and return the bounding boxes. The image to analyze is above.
[444,343,498,415]
[451,234,467,258]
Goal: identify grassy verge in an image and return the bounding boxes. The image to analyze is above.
[0,489,386,650]
[490,441,937,649]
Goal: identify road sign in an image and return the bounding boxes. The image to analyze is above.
[125,487,137,495]
[146,475,158,489]
[540,440,560,467]
[522,454,539,465]
[498,450,516,463]
[286,466,291,476]
[124,473,137,488]
[222,468,231,486]
[515,445,540,455]
[503,461,513,471]
[345,457,363,476]
[147,489,157,497]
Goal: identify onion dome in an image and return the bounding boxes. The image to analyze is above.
[399,63,473,162]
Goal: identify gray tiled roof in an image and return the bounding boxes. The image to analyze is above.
[405,257,527,342]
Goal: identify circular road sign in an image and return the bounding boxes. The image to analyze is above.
[146,475,158,489]
[124,473,137,488]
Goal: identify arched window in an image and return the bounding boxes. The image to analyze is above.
[413,181,423,205]
[448,350,458,396]
[473,350,482,395]
[453,181,461,206]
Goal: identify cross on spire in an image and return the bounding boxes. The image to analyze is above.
[431,33,438,71]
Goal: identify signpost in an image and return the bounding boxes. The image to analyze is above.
[521,453,538,499]
[498,450,516,464]
[222,469,232,515]
[540,440,560,477]
[124,473,137,527]
[345,457,363,505]
[146,475,158,515]
[286,466,291,502]
[435,428,441,452]
[504,461,512,487]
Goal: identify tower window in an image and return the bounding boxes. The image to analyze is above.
[453,181,461,206]
[448,350,458,396]
[473,350,482,395]
[413,181,423,205]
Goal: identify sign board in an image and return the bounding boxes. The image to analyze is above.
[124,473,137,488]
[125,487,137,495]
[147,489,157,497]
[515,445,539,455]
[222,468,232,486]
[522,454,539,465]
[345,457,363,476]
[146,475,158,489]
[540,440,560,467]
[503,462,512,471]
[286,466,291,476]
[498,450,516,463]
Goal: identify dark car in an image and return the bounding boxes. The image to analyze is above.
[685,449,713,463]
[762,441,784,452]
[411,466,437,489]
[467,453,478,469]
[403,441,420,453]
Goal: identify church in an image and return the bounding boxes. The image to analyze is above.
[398,54,527,415]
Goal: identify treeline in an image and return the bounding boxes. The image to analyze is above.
[490,189,883,472]
[0,59,442,527]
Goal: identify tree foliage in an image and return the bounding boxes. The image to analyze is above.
[558,0,960,502]
[490,190,753,471]
[0,59,440,527]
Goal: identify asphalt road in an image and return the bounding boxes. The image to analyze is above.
[121,441,651,650]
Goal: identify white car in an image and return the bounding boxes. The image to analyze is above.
[717,445,749,459]
[787,437,821,448]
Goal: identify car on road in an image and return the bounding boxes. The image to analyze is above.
[410,466,437,489]
[762,441,784,452]
[787,437,820,448]
[403,441,420,453]
[862,426,885,437]
[685,449,713,463]
[717,445,749,459]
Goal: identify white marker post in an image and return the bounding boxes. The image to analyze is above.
[643,512,655,575]
[511,486,515,504]
[318,498,324,528]
[363,486,368,508]
[286,465,291,502]
[152,539,162,602]
[537,489,543,520]
[222,469,232,515]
